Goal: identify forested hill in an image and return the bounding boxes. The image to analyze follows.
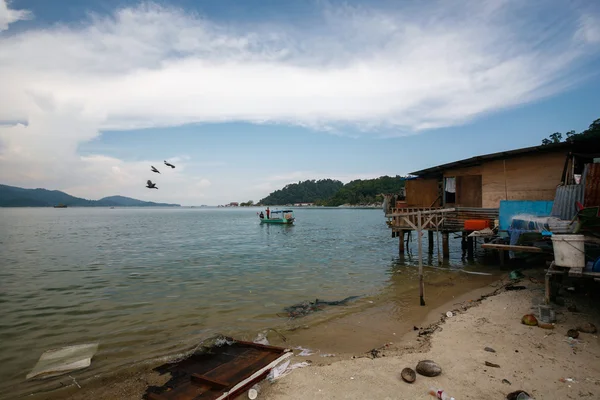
[258,175,405,206]
[258,179,343,205]
[319,175,405,206]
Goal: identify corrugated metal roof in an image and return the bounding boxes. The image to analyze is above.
[551,184,584,220]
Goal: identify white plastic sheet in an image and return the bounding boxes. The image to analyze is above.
[27,343,99,380]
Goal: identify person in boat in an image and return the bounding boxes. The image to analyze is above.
[259,211,264,219]
[266,207,270,219]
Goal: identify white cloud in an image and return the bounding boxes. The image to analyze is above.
[0,0,599,204]
[0,0,32,31]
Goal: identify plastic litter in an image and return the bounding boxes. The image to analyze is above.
[295,346,314,356]
[253,332,269,346]
[27,343,99,380]
[248,385,259,399]
[266,360,311,382]
[428,387,455,400]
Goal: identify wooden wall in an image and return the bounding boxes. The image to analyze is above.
[481,151,566,208]
[405,179,441,207]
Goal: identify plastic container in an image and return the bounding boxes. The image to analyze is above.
[428,388,455,400]
[551,234,585,268]
[464,219,490,231]
[538,305,556,323]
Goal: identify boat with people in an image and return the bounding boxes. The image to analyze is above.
[53,204,68,208]
[258,207,295,225]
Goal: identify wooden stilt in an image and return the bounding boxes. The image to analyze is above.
[418,211,425,306]
[427,231,434,254]
[467,236,474,260]
[442,232,450,259]
[437,229,442,265]
[398,230,405,254]
[461,232,468,258]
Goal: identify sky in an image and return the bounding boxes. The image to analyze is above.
[0,0,599,206]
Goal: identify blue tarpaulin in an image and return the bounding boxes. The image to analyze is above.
[499,200,554,231]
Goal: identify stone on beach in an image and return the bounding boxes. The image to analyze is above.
[400,367,416,383]
[416,360,442,377]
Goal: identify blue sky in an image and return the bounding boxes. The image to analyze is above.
[1,0,599,205]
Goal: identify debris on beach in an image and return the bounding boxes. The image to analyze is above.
[537,322,554,330]
[521,314,538,326]
[485,361,501,368]
[267,360,311,382]
[502,379,512,385]
[26,343,99,380]
[507,390,532,400]
[416,360,442,377]
[144,336,292,400]
[401,367,416,383]
[484,346,496,353]
[254,331,270,345]
[295,346,314,356]
[567,329,579,339]
[283,296,360,318]
[577,322,597,334]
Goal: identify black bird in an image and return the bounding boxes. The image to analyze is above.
[146,180,158,189]
[151,166,160,174]
[164,160,175,168]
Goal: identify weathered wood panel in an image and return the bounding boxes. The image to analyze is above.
[443,165,482,177]
[456,175,482,207]
[482,152,566,208]
[405,179,441,207]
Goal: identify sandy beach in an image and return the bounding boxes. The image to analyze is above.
[264,272,600,400]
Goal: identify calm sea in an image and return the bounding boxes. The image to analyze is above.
[0,207,492,397]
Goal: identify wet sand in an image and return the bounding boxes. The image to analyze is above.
[21,270,501,400]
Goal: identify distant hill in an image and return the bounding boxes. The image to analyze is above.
[258,179,344,205]
[257,175,406,206]
[0,184,180,207]
[98,195,179,207]
[318,175,406,206]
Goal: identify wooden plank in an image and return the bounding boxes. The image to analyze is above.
[386,207,456,218]
[190,374,229,388]
[481,243,543,253]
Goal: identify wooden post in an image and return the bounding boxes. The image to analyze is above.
[467,236,474,260]
[461,232,468,258]
[442,232,450,259]
[398,230,405,254]
[437,229,442,265]
[428,230,434,254]
[418,211,425,306]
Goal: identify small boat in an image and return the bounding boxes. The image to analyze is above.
[53,204,68,208]
[259,209,295,225]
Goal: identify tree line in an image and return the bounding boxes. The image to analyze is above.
[541,117,599,145]
[258,176,406,206]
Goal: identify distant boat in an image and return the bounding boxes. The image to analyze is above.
[53,204,68,208]
[259,209,295,225]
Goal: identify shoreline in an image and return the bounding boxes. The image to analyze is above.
[20,271,501,400]
[264,269,600,400]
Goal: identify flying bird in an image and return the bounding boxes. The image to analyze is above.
[164,160,175,168]
[151,166,160,174]
[146,180,158,189]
